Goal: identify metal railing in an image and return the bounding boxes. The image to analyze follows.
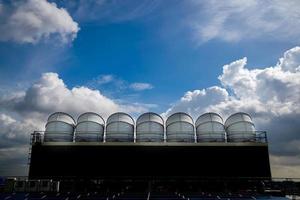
[30,130,268,144]
[226,131,267,143]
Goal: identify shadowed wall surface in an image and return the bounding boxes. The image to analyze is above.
[29,143,271,179]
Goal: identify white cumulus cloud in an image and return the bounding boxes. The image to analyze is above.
[165,46,300,119]
[164,46,300,177]
[0,0,79,43]
[2,72,150,119]
[0,72,153,175]
[162,86,229,118]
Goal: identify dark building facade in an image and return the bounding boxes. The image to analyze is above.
[29,142,271,180]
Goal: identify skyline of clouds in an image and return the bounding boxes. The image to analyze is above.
[0,47,299,177]
[3,0,300,45]
[0,72,154,175]
[164,46,300,177]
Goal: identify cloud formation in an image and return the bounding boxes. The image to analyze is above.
[164,46,300,177]
[0,72,152,175]
[129,82,154,91]
[0,0,79,43]
[94,75,115,85]
[188,0,300,43]
[1,72,151,119]
[86,74,154,94]
[165,46,300,119]
[1,46,300,177]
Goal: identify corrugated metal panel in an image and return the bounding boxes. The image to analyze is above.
[44,112,75,142]
[225,112,255,142]
[106,112,134,142]
[136,113,164,142]
[75,112,105,142]
[166,112,195,142]
[196,113,225,142]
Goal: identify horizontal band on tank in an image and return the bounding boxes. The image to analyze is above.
[45,121,75,128]
[136,121,164,129]
[195,120,225,128]
[76,121,105,125]
[106,121,135,127]
[225,121,255,129]
[165,121,195,128]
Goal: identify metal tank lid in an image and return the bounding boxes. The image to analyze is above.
[47,112,76,125]
[136,112,164,125]
[166,112,194,127]
[195,112,223,127]
[77,112,105,125]
[106,112,135,125]
[225,112,254,127]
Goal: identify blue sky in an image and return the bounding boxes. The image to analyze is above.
[0,0,296,109]
[0,0,300,177]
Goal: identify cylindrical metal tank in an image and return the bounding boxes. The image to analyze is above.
[195,113,226,142]
[225,112,256,142]
[106,112,134,142]
[75,112,105,142]
[44,112,75,142]
[166,112,195,142]
[136,112,164,142]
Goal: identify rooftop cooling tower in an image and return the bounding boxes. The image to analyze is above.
[225,112,256,142]
[75,112,105,142]
[106,112,134,142]
[44,112,75,142]
[166,112,195,142]
[136,112,164,142]
[196,113,226,142]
